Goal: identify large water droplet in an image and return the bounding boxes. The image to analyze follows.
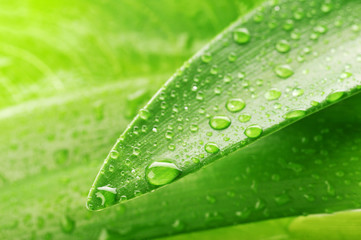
[244,125,263,138]
[283,110,306,119]
[205,142,220,153]
[233,28,251,44]
[226,98,246,112]
[275,65,294,78]
[264,88,281,100]
[146,161,181,186]
[209,116,231,130]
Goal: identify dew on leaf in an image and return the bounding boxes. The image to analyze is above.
[238,114,251,123]
[326,91,345,102]
[283,19,294,31]
[292,88,304,97]
[233,28,251,44]
[110,150,119,159]
[205,142,220,153]
[264,88,281,100]
[282,110,306,119]
[190,124,199,132]
[276,40,291,53]
[139,109,150,120]
[275,65,294,78]
[201,53,212,63]
[274,193,291,205]
[321,3,333,13]
[226,98,246,112]
[60,215,75,234]
[209,116,231,130]
[146,161,181,186]
[244,125,263,138]
[228,52,237,62]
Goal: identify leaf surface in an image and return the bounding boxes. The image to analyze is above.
[87,0,361,212]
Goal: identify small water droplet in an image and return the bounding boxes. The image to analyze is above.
[226,98,246,112]
[110,150,119,159]
[146,161,181,186]
[238,114,251,123]
[190,124,199,132]
[283,110,306,119]
[172,219,185,231]
[201,53,212,63]
[292,88,304,97]
[283,19,294,31]
[274,193,291,205]
[264,88,281,100]
[244,125,263,138]
[139,109,150,120]
[275,65,294,78]
[233,28,251,44]
[276,40,291,53]
[60,215,75,234]
[209,116,231,130]
[326,91,344,102]
[321,3,333,13]
[205,142,220,153]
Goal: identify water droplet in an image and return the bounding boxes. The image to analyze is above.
[264,88,281,100]
[276,40,291,53]
[210,65,219,75]
[303,194,315,202]
[188,124,198,133]
[201,53,212,63]
[133,147,140,155]
[254,198,266,210]
[321,3,333,13]
[146,161,181,186]
[60,215,75,234]
[293,9,305,20]
[209,116,231,130]
[97,185,117,194]
[326,91,344,102]
[223,74,233,83]
[228,52,237,62]
[226,98,246,112]
[205,142,220,153]
[139,109,150,120]
[110,150,119,159]
[275,65,294,78]
[283,19,294,31]
[274,193,291,205]
[283,110,306,119]
[172,219,185,231]
[238,114,251,123]
[292,88,304,97]
[253,12,264,22]
[233,28,251,44]
[165,131,174,140]
[206,195,216,204]
[244,125,263,138]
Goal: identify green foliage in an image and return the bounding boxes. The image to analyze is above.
[1,0,361,239]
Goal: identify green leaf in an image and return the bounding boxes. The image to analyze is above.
[87,0,361,211]
[2,0,361,239]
